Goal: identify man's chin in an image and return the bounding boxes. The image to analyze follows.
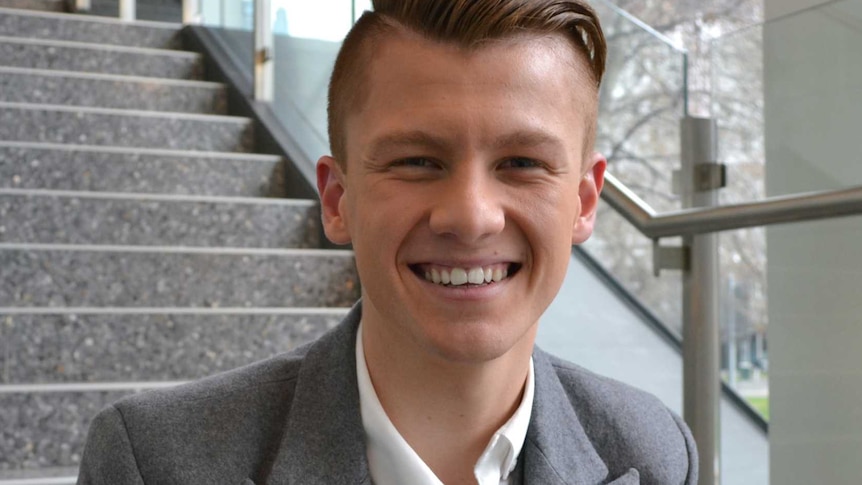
[418,322,534,365]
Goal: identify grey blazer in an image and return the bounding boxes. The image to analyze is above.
[77,304,697,484]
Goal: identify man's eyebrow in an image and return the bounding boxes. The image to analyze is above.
[365,129,565,157]
[366,131,450,155]
[491,130,565,151]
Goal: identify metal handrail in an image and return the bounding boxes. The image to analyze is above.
[602,172,862,239]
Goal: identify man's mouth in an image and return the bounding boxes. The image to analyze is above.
[409,263,521,287]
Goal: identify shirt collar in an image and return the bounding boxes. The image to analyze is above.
[356,321,535,485]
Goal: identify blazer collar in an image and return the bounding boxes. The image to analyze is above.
[265,304,618,485]
[267,302,371,485]
[521,348,610,485]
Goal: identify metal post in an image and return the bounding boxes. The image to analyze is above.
[183,0,202,24]
[254,0,274,102]
[119,0,135,21]
[680,116,721,485]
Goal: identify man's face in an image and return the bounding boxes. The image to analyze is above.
[318,31,605,364]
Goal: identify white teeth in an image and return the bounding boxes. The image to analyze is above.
[492,268,503,282]
[441,269,451,285]
[449,268,468,286]
[467,268,485,285]
[423,265,512,286]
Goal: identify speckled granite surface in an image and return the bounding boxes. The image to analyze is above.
[0,8,182,49]
[0,192,320,247]
[0,105,254,151]
[0,389,135,474]
[0,311,345,383]
[0,68,227,114]
[0,39,202,79]
[0,248,359,307]
[0,145,286,196]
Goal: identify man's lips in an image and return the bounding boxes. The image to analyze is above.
[409,262,521,287]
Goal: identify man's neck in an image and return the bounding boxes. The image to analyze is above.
[361,319,534,484]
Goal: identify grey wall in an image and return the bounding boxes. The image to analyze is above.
[763,0,862,483]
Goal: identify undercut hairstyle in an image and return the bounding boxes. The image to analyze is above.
[327,0,608,168]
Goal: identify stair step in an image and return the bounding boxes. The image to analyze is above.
[0,67,227,114]
[0,244,359,308]
[0,468,76,483]
[0,190,320,248]
[0,6,181,49]
[0,385,161,477]
[0,103,254,152]
[0,309,347,384]
[0,0,65,12]
[0,143,286,197]
[0,36,201,79]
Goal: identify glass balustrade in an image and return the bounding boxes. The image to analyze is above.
[711,0,862,427]
[582,0,688,335]
[199,0,255,78]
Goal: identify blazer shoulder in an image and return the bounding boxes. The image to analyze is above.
[117,340,312,411]
[86,344,315,483]
[548,355,698,485]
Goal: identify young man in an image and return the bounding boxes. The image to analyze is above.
[78,1,697,484]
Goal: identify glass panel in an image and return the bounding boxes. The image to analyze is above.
[718,227,769,421]
[268,1,361,167]
[201,0,255,29]
[592,0,688,212]
[94,0,183,22]
[201,1,255,82]
[581,2,688,335]
[711,0,862,422]
[583,202,684,334]
[712,0,862,200]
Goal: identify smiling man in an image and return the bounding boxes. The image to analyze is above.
[78,1,697,484]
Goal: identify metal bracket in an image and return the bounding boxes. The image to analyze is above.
[653,239,690,277]
[256,47,273,64]
[695,163,727,191]
[672,163,726,195]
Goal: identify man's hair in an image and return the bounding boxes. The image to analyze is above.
[327,0,607,167]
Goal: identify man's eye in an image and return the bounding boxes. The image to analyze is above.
[500,157,542,169]
[392,157,438,168]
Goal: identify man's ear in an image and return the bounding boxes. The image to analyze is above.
[572,152,607,245]
[317,156,352,245]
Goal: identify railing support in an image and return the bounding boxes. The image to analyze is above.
[119,0,135,21]
[182,0,202,24]
[680,116,721,485]
[254,0,274,102]
[72,0,91,12]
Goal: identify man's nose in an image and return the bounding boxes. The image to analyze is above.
[428,167,505,243]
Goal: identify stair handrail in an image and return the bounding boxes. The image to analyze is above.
[602,171,862,239]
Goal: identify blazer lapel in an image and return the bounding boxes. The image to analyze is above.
[266,303,372,485]
[522,348,609,485]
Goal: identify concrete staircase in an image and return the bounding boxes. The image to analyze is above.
[0,5,358,482]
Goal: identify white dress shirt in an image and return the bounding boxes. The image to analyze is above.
[356,322,535,485]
